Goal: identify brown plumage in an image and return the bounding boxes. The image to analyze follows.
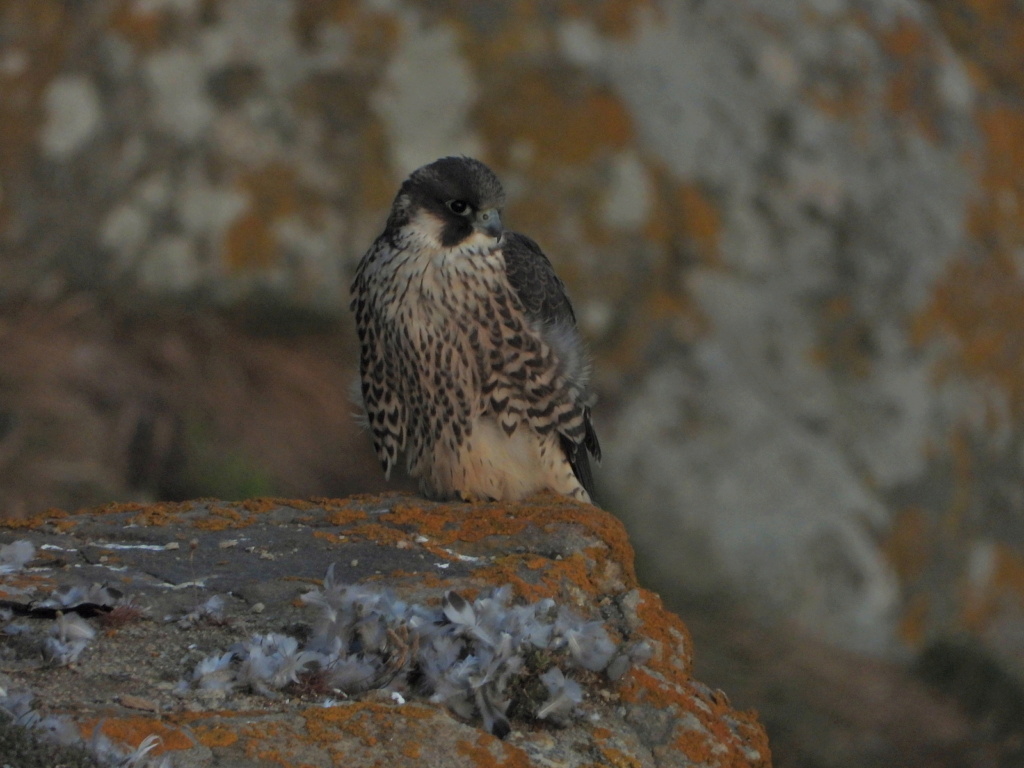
[351,157,600,503]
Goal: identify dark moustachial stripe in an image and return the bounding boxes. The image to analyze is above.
[351,156,600,502]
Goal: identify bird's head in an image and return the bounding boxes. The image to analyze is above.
[390,156,506,249]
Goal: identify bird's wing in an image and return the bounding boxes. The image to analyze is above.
[350,239,406,478]
[498,232,601,497]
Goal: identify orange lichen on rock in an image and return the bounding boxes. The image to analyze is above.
[380,500,522,544]
[472,553,583,604]
[596,745,644,767]
[0,571,57,599]
[99,502,149,517]
[600,170,712,373]
[913,104,1024,415]
[806,70,868,121]
[547,549,621,600]
[905,98,1024,657]
[240,497,303,514]
[913,248,1024,415]
[345,521,415,547]
[441,511,531,543]
[477,74,632,169]
[678,688,769,768]
[128,503,186,527]
[885,506,938,646]
[0,3,71,224]
[879,17,944,142]
[193,512,244,531]
[303,701,432,738]
[192,723,240,748]
[323,506,370,526]
[675,182,722,264]
[78,716,195,755]
[312,530,345,544]
[360,496,637,584]
[899,591,932,646]
[224,164,322,272]
[50,518,78,533]
[587,0,658,38]
[810,295,875,378]
[613,587,769,766]
[109,1,172,51]
[293,0,399,65]
[455,734,533,768]
[975,105,1024,240]
[930,0,1024,94]
[958,542,1024,634]
[0,494,768,766]
[239,719,299,764]
[631,588,692,677]
[373,501,442,533]
[883,506,933,584]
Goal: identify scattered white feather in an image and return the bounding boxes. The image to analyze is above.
[1,689,170,767]
[42,582,123,609]
[181,567,642,737]
[121,733,163,767]
[0,540,35,574]
[560,617,617,672]
[537,667,583,722]
[0,689,41,728]
[52,612,97,642]
[35,712,82,745]
[325,654,380,693]
[171,594,226,628]
[192,650,236,692]
[43,612,98,666]
[607,640,654,681]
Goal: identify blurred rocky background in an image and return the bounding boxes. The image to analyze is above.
[1,0,1023,765]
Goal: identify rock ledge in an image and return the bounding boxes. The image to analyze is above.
[0,494,770,767]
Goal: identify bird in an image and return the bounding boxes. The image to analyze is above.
[350,156,601,504]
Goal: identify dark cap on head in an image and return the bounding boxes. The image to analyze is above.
[392,156,506,247]
[403,156,505,211]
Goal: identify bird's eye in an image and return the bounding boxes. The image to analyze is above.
[446,199,470,215]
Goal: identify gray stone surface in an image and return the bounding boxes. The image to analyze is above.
[3,2,1024,764]
[0,496,769,768]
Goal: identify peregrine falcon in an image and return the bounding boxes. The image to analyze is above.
[351,156,601,503]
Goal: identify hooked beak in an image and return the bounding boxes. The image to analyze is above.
[474,208,503,240]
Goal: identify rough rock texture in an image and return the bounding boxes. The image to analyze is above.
[3,1,1024,765]
[0,495,769,767]
[596,0,1003,661]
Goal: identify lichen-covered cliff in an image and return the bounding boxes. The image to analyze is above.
[3,2,1024,765]
[0,495,769,767]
